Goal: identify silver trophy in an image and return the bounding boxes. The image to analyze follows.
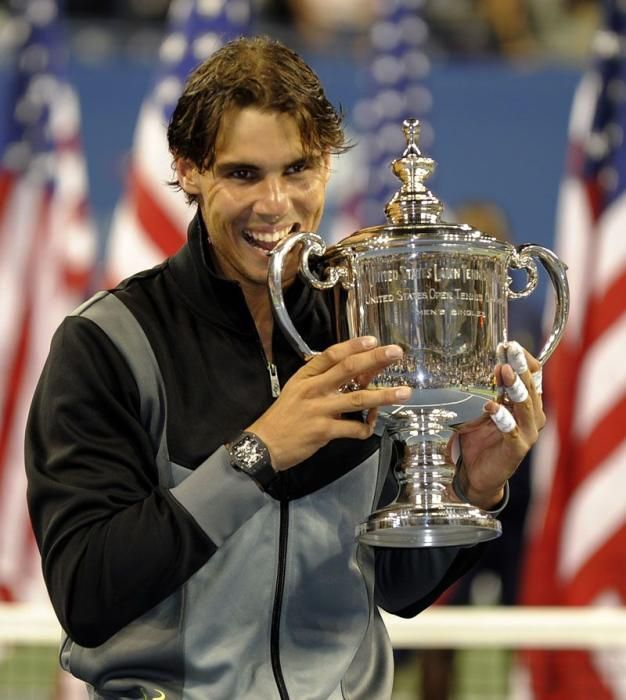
[269,119,569,548]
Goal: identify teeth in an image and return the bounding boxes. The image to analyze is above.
[243,227,292,243]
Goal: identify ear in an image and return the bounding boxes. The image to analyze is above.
[175,158,201,195]
[321,152,333,184]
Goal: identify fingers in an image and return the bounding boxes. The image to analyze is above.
[300,336,379,377]
[497,342,541,407]
[491,341,545,438]
[484,402,517,433]
[531,368,543,395]
[257,336,411,469]
[300,336,405,395]
[334,384,412,415]
[504,373,529,403]
[513,344,542,407]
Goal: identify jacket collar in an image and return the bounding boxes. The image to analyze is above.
[167,212,318,334]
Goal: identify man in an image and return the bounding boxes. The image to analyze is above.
[26,36,544,700]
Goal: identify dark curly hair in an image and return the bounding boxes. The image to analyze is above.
[167,35,350,203]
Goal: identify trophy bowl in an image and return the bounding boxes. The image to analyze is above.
[269,119,569,548]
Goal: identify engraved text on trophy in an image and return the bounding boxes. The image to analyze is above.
[351,252,507,395]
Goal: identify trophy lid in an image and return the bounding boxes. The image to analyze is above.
[384,119,444,226]
[324,118,512,259]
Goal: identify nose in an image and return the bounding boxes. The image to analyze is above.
[252,175,290,220]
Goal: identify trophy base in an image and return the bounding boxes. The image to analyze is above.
[357,502,502,548]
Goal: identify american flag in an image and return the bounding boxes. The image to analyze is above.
[522,1,626,697]
[0,0,96,603]
[332,0,432,239]
[105,0,252,285]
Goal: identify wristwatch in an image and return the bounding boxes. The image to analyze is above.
[226,431,277,489]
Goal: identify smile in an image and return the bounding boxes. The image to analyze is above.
[242,225,298,254]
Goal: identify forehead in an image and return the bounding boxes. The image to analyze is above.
[214,107,310,163]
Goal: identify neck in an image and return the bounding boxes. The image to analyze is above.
[203,242,276,359]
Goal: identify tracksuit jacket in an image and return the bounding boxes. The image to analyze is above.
[26,214,485,699]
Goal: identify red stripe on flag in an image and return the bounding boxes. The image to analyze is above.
[544,341,581,454]
[526,648,614,700]
[586,178,605,222]
[0,297,33,603]
[130,165,184,257]
[0,171,16,230]
[583,275,626,349]
[0,306,32,477]
[574,394,626,487]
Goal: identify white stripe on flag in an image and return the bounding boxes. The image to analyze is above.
[595,194,626,298]
[107,202,166,281]
[552,176,593,341]
[558,438,626,582]
[574,313,626,440]
[134,102,190,227]
[0,183,43,411]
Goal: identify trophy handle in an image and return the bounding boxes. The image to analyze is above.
[507,243,570,365]
[268,232,342,360]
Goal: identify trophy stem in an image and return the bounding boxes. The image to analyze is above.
[357,408,502,548]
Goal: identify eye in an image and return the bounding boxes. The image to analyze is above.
[285,159,310,175]
[228,168,258,181]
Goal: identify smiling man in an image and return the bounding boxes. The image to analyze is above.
[173,106,330,361]
[25,37,545,700]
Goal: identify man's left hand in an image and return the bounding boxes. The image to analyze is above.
[455,342,545,510]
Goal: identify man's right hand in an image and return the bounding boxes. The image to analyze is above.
[246,336,411,472]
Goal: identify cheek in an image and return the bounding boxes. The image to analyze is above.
[201,186,248,229]
[299,181,327,217]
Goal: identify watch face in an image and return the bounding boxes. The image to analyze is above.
[235,435,265,471]
[229,432,276,488]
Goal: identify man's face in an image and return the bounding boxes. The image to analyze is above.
[177,107,331,292]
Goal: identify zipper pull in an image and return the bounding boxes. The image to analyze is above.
[267,362,281,398]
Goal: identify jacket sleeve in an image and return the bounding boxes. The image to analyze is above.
[372,458,488,616]
[25,315,266,647]
[374,543,487,616]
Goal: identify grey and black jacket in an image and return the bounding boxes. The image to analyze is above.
[26,215,486,699]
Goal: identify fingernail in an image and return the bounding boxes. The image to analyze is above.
[395,386,412,400]
[361,336,378,348]
[385,345,403,359]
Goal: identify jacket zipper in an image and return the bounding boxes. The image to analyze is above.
[267,361,281,398]
[256,321,285,693]
[270,501,290,699]
[254,333,281,398]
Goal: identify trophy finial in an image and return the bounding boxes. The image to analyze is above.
[402,118,421,156]
[385,118,443,225]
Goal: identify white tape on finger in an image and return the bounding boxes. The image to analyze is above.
[505,374,529,403]
[506,341,529,375]
[532,369,543,394]
[490,405,517,433]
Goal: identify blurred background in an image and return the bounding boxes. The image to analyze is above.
[0,0,595,284]
[0,1,624,699]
